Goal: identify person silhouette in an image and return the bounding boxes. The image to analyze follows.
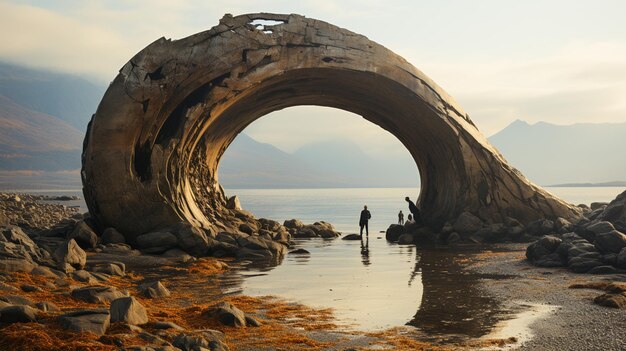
[398,210,404,225]
[405,197,422,225]
[359,205,371,237]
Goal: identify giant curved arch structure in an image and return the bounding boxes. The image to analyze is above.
[82,13,580,240]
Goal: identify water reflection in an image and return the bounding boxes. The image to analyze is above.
[213,240,516,337]
[408,246,514,338]
[360,237,370,266]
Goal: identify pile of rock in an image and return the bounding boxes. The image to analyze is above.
[526,190,626,274]
[0,192,82,231]
[284,219,341,239]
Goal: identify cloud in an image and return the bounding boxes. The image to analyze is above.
[412,41,626,135]
[0,0,624,148]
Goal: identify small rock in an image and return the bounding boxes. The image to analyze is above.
[53,239,86,271]
[341,234,361,241]
[0,259,36,273]
[153,320,185,330]
[91,263,125,277]
[71,286,127,303]
[0,305,37,323]
[588,265,619,274]
[594,293,626,309]
[385,224,405,242]
[110,296,149,325]
[60,309,110,335]
[226,195,242,211]
[139,281,171,298]
[283,219,304,229]
[68,221,98,249]
[70,270,98,283]
[31,266,65,279]
[206,302,246,327]
[288,248,310,254]
[245,315,261,327]
[35,301,60,312]
[397,233,414,245]
[20,284,41,292]
[0,295,34,306]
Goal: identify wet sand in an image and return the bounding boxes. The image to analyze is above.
[469,244,626,351]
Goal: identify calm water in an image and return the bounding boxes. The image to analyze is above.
[222,186,624,332]
[6,186,625,333]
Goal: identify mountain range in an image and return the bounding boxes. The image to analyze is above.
[0,62,624,190]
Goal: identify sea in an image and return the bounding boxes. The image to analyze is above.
[6,186,625,333]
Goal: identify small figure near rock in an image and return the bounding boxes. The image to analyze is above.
[359,205,371,237]
[405,197,422,225]
[407,214,413,223]
[398,210,404,225]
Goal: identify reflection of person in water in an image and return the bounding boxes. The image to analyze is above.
[360,235,370,266]
[359,205,371,237]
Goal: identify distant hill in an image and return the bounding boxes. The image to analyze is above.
[218,134,343,188]
[218,134,420,188]
[0,62,105,131]
[489,120,626,185]
[0,96,82,171]
[548,181,626,188]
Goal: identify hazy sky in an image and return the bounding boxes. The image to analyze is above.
[1,0,625,155]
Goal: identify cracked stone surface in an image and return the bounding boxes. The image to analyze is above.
[82,13,581,241]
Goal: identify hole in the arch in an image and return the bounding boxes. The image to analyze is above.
[248,19,285,33]
[218,105,420,229]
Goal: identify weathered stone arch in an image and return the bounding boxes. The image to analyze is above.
[82,13,580,240]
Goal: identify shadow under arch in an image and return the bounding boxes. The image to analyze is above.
[82,12,579,240]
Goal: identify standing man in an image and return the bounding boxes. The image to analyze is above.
[398,210,404,225]
[359,205,371,237]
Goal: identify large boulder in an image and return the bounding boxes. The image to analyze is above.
[526,236,562,263]
[453,212,483,235]
[0,226,51,265]
[136,231,178,251]
[385,224,405,242]
[173,332,229,351]
[593,230,626,254]
[53,239,86,271]
[60,309,110,335]
[525,219,555,236]
[597,190,626,224]
[586,221,615,236]
[172,222,212,256]
[67,221,98,249]
[110,296,148,325]
[101,227,126,244]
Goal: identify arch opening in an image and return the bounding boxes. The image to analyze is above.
[216,105,421,191]
[82,13,580,241]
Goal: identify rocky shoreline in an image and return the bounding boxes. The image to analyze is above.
[0,190,625,350]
